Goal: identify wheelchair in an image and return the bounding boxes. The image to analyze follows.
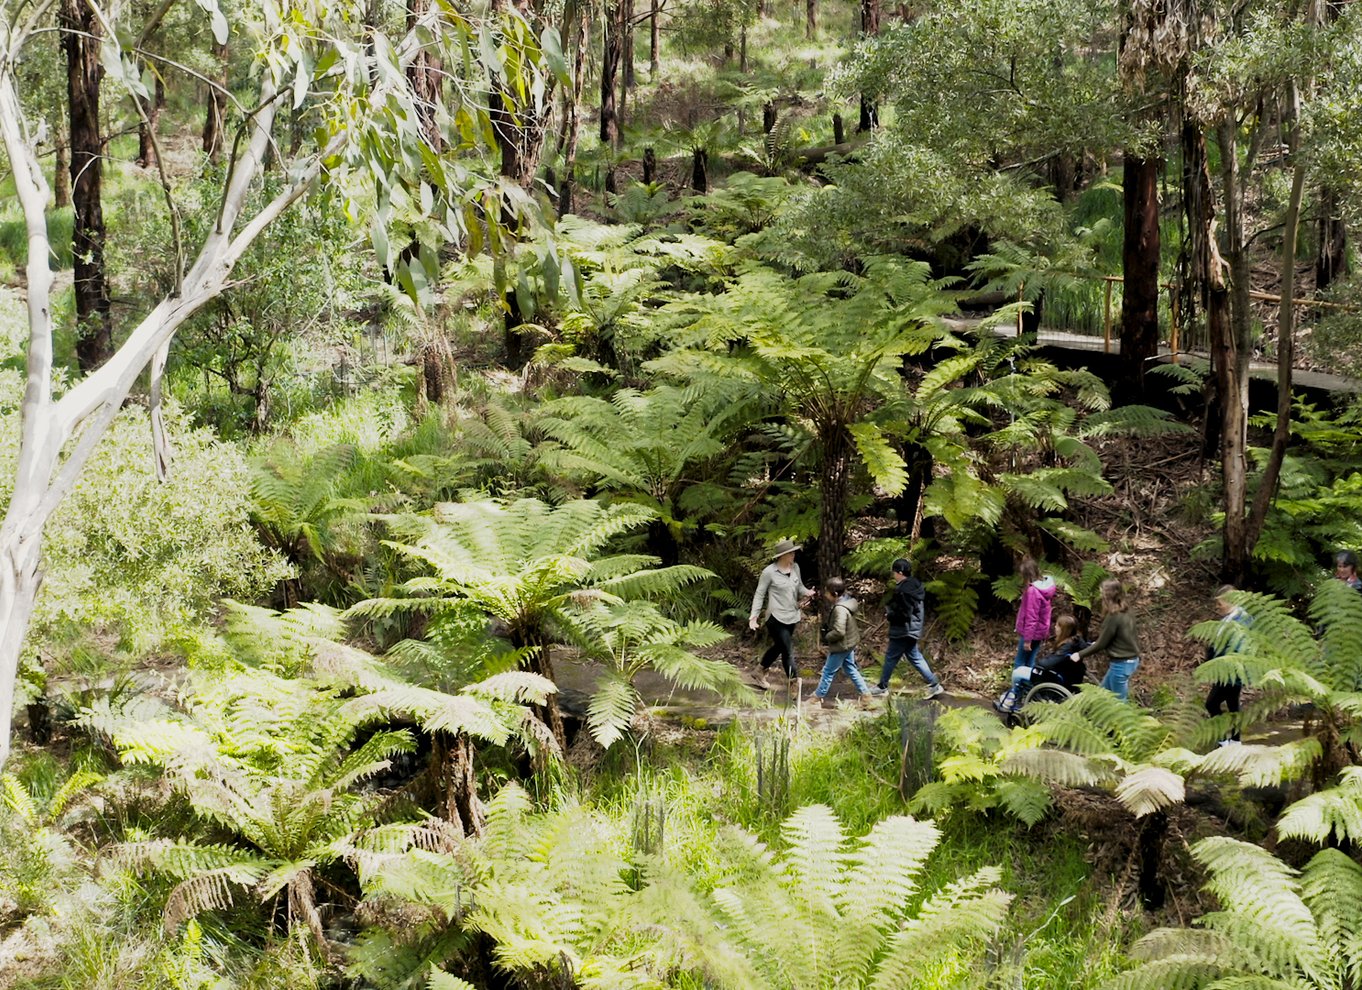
[995,656,1087,726]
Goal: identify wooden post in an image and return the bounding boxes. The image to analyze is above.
[1103,278,1113,354]
[1017,285,1024,337]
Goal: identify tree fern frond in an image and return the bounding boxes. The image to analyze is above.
[1114,765,1185,818]
[1276,765,1362,845]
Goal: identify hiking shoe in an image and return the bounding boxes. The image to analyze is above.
[757,670,771,690]
[925,683,945,699]
[866,686,887,697]
[819,697,836,710]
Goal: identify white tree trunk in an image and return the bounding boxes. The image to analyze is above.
[0,49,326,768]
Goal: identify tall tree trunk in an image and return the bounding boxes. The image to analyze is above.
[559,6,586,215]
[1247,82,1307,551]
[649,0,660,79]
[1118,154,1161,401]
[1215,120,1251,585]
[817,424,852,587]
[61,0,113,373]
[856,0,879,131]
[600,0,624,148]
[623,0,635,88]
[203,41,228,162]
[806,0,816,38]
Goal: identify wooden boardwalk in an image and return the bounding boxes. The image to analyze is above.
[950,318,1362,394]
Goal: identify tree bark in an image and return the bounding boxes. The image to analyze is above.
[1315,187,1348,293]
[1215,120,1251,585]
[649,0,660,79]
[1246,80,1306,553]
[762,100,776,133]
[600,0,624,148]
[642,145,656,183]
[559,5,586,216]
[137,74,164,169]
[430,731,485,835]
[806,0,816,38]
[53,125,70,208]
[1118,154,1161,401]
[817,424,852,588]
[1137,810,1168,910]
[61,0,114,373]
[203,41,229,162]
[832,112,845,144]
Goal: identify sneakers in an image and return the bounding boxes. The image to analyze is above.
[866,685,887,697]
[925,683,945,700]
[993,687,1019,713]
[1216,738,1241,748]
[757,670,771,690]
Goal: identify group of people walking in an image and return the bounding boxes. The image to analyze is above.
[748,540,1362,727]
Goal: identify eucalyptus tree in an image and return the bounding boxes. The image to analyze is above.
[0,0,564,769]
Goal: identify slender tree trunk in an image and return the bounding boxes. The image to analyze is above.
[61,0,114,373]
[739,23,747,72]
[203,41,228,162]
[1137,810,1168,909]
[832,112,845,144]
[817,424,852,587]
[1215,120,1251,585]
[649,0,660,79]
[806,0,816,38]
[623,0,635,88]
[1247,81,1307,551]
[559,7,586,215]
[642,145,656,183]
[600,0,624,148]
[856,0,879,131]
[1118,154,1161,401]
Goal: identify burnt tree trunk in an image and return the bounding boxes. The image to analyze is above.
[1316,187,1348,293]
[762,100,776,133]
[642,145,656,183]
[856,0,879,131]
[61,0,113,373]
[1137,810,1168,909]
[691,147,708,193]
[1118,154,1161,401]
[832,112,845,144]
[203,41,229,162]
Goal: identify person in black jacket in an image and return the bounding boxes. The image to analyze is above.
[876,558,944,697]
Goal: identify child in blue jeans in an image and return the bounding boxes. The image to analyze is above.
[814,579,886,706]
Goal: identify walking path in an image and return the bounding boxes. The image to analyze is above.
[954,318,1362,394]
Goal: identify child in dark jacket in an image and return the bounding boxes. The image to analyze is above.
[814,578,885,704]
[995,615,1089,714]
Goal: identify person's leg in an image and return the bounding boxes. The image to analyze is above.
[1013,635,1034,669]
[908,640,941,688]
[765,617,796,677]
[842,650,873,694]
[1100,658,1139,701]
[1205,683,1225,718]
[1226,683,1243,741]
[878,636,907,690]
[814,651,845,698]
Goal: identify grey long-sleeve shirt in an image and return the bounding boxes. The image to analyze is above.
[751,563,813,625]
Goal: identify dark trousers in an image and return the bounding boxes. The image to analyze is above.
[761,616,797,677]
[1205,682,1242,741]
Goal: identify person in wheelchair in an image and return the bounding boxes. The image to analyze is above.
[995,614,1089,715]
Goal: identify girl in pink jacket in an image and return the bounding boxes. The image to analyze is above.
[1013,557,1057,669]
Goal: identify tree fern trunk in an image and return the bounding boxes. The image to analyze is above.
[1137,810,1167,909]
[1118,153,1161,401]
[817,425,852,589]
[431,730,485,835]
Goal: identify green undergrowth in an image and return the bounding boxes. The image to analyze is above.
[582,711,1134,986]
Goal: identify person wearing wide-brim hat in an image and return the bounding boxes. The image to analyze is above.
[749,539,815,689]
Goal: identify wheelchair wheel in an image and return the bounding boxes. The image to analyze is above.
[1022,682,1073,707]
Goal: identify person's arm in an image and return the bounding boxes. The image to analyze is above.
[1076,619,1116,660]
[750,568,772,626]
[824,605,847,646]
